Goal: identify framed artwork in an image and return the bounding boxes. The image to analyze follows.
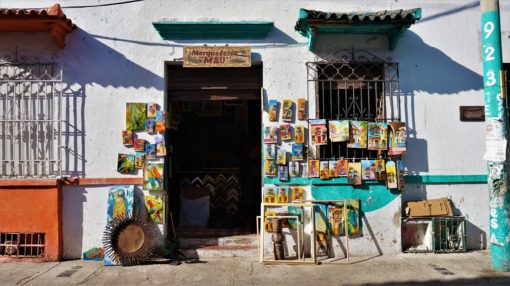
[264,126,278,144]
[155,136,166,156]
[145,119,156,133]
[126,103,147,131]
[308,159,320,178]
[347,121,368,149]
[268,100,278,122]
[329,120,350,142]
[117,154,135,174]
[389,122,407,155]
[294,125,305,144]
[264,160,277,177]
[279,124,292,141]
[291,143,304,161]
[145,143,156,160]
[361,160,376,180]
[122,130,133,146]
[143,162,164,191]
[319,161,330,180]
[134,138,146,152]
[329,160,339,178]
[289,161,300,177]
[291,187,304,202]
[278,166,289,181]
[276,149,287,165]
[145,194,165,224]
[385,161,398,189]
[337,160,349,177]
[347,162,362,185]
[368,122,388,150]
[297,98,306,120]
[310,119,328,145]
[374,159,386,181]
[147,102,158,118]
[282,99,293,122]
[264,144,276,160]
[134,152,145,168]
[155,111,166,133]
[277,186,290,203]
[397,160,405,191]
[263,185,277,203]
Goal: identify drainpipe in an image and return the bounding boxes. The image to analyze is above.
[481,0,510,271]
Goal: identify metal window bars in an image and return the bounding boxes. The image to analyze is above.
[0,52,62,178]
[306,49,400,161]
[0,232,45,257]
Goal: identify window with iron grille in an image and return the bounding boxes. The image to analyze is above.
[0,232,45,257]
[0,55,62,178]
[307,50,401,160]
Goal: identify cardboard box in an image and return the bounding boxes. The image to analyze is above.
[405,197,453,217]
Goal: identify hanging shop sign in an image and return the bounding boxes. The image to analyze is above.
[183,46,251,68]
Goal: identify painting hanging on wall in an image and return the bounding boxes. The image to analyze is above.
[291,143,304,161]
[117,154,135,174]
[289,161,300,177]
[264,160,277,177]
[297,98,306,120]
[264,144,276,159]
[282,99,293,122]
[277,186,290,203]
[308,159,320,178]
[134,138,146,152]
[329,120,350,142]
[144,162,164,191]
[147,102,157,118]
[278,166,289,181]
[291,187,304,202]
[388,122,407,155]
[145,143,156,160]
[276,149,287,165]
[264,126,278,143]
[397,160,405,191]
[155,136,166,156]
[145,119,156,133]
[134,152,145,168]
[338,160,349,176]
[347,121,367,149]
[279,124,292,141]
[126,103,147,131]
[347,162,362,185]
[268,100,278,122]
[319,161,330,180]
[310,119,328,145]
[155,111,166,133]
[361,159,376,180]
[122,130,133,146]
[294,125,305,143]
[263,185,277,203]
[329,160,339,178]
[386,160,398,189]
[374,159,386,181]
[368,122,388,150]
[145,194,165,224]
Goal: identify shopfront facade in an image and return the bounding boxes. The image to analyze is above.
[1,0,508,261]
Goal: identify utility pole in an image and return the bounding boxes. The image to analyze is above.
[481,0,510,271]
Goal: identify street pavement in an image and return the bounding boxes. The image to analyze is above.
[1,251,510,285]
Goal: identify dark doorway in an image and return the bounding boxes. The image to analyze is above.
[165,63,262,238]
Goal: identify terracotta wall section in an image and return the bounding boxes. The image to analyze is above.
[0,182,61,261]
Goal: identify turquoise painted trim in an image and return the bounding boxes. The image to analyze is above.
[404,175,487,184]
[152,21,274,40]
[263,177,310,185]
[311,184,400,213]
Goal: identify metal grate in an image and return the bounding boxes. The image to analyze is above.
[0,54,63,178]
[433,217,466,253]
[307,49,400,160]
[0,232,45,257]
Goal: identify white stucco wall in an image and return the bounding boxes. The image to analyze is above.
[2,0,508,258]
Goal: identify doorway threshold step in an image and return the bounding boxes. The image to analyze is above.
[181,245,258,258]
[180,234,257,249]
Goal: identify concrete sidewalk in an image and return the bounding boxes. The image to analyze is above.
[1,251,510,285]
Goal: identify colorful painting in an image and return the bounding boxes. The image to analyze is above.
[145,143,156,160]
[144,162,164,191]
[117,154,135,173]
[135,152,145,168]
[264,160,277,177]
[310,119,328,145]
[329,160,339,178]
[155,136,166,156]
[268,100,278,122]
[277,186,290,203]
[155,111,166,133]
[264,144,276,159]
[263,185,277,203]
[145,119,156,133]
[329,120,350,142]
[278,166,289,181]
[328,200,360,236]
[319,161,330,180]
[347,121,368,149]
[126,103,147,131]
[297,98,306,120]
[282,99,293,122]
[361,159,377,180]
[308,159,320,178]
[105,185,134,266]
[338,160,349,176]
[315,203,330,256]
[389,122,407,155]
[122,130,133,146]
[134,138,146,152]
[386,160,398,189]
[145,194,164,224]
[279,124,292,141]
[147,102,157,118]
[374,159,386,181]
[264,126,278,143]
[291,143,304,161]
[294,125,305,143]
[368,122,388,150]
[347,162,362,185]
[289,161,300,177]
[83,247,104,261]
[291,187,304,202]
[397,160,405,191]
[276,149,286,165]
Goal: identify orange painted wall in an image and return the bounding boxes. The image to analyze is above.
[0,182,62,261]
